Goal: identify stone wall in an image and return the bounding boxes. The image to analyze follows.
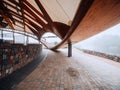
[83,50,120,62]
[0,42,42,79]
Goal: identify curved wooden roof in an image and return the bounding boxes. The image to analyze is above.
[0,0,120,50]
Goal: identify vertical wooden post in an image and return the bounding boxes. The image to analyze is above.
[68,42,72,57]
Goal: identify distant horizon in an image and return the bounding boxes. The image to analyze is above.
[74,23,120,57]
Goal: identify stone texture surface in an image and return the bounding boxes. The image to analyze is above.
[16,48,120,90]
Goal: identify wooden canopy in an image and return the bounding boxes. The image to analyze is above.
[0,0,120,50]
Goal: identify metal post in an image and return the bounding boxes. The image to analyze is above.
[68,42,72,57]
[1,29,3,40]
[0,29,2,39]
[26,35,29,45]
[13,31,15,44]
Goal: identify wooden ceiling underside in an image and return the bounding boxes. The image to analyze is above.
[0,0,75,40]
[0,0,120,49]
[70,0,120,43]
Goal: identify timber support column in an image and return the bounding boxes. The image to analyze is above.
[68,42,72,57]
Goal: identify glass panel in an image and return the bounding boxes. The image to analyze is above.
[3,30,13,43]
[14,33,25,44]
[0,28,39,44]
[28,37,39,44]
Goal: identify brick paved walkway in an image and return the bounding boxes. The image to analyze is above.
[16,48,120,90]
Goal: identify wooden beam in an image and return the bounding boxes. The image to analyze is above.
[51,0,94,50]
[0,10,14,29]
[0,0,15,24]
[35,0,62,38]
[24,11,52,32]
[35,0,53,25]
[25,22,46,40]
[19,0,26,32]
[54,22,70,38]
[24,11,36,21]
[40,40,49,48]
[22,0,46,21]
[9,8,49,33]
[25,17,48,36]
[8,9,23,19]
[24,12,43,28]
[65,0,94,39]
[3,1,21,12]
[15,24,24,29]
[7,0,20,7]
[2,0,52,33]
[11,17,23,25]
[12,15,43,32]
[25,18,43,31]
[70,0,120,42]
[22,3,49,29]
[25,23,40,39]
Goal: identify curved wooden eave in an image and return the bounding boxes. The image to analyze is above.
[51,0,120,50]
[50,0,94,50]
[70,0,120,43]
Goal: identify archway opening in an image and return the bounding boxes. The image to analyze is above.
[41,32,62,48]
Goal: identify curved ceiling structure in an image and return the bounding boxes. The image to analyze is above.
[0,0,120,50]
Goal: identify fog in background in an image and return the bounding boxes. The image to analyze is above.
[74,23,120,57]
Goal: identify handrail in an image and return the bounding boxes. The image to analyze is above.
[0,28,38,40]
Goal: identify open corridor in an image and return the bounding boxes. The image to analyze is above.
[15,48,120,90]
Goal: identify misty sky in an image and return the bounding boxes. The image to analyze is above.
[74,23,120,56]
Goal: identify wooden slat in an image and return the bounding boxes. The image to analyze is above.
[3,0,21,12]
[25,23,40,39]
[7,0,20,7]
[11,16,23,24]
[22,3,49,29]
[25,22,45,40]
[8,9,23,19]
[0,0,15,23]
[10,9,47,33]
[25,18,44,31]
[22,0,46,21]
[15,24,24,29]
[0,10,14,29]
[24,11,52,32]
[24,11,36,22]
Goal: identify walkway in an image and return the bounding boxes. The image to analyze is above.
[15,48,120,90]
[0,50,47,90]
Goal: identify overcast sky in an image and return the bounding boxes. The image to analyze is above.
[74,23,120,56]
[75,23,120,44]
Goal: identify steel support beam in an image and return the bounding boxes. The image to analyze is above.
[68,42,72,57]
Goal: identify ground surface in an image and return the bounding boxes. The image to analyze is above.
[15,48,120,90]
